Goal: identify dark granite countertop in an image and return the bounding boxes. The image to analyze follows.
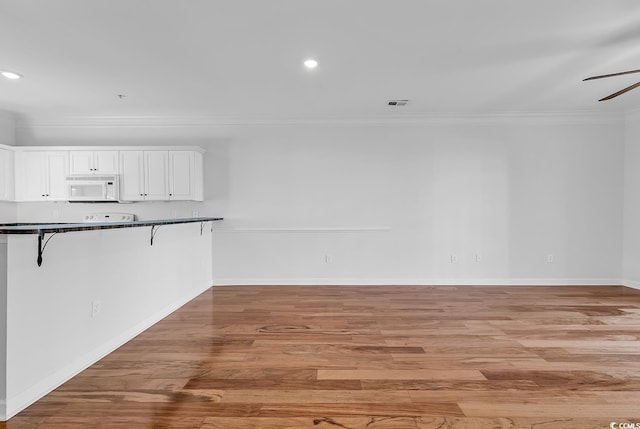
[0,217,223,235]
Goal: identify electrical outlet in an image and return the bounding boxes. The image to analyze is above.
[450,254,458,263]
[325,254,333,264]
[171,210,178,219]
[475,253,481,263]
[192,210,199,218]
[52,209,60,219]
[547,254,554,263]
[91,300,101,317]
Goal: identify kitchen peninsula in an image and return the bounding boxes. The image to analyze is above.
[0,217,223,266]
[0,216,222,419]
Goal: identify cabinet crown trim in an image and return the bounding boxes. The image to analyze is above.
[10,145,205,153]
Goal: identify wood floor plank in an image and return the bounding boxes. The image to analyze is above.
[318,369,487,381]
[256,402,465,417]
[5,285,640,428]
[200,416,624,429]
[201,416,422,429]
[184,378,362,390]
[408,389,640,404]
[458,401,640,418]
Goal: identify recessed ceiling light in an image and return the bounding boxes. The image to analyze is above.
[303,59,318,69]
[1,70,23,80]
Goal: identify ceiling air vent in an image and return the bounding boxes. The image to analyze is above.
[388,99,408,106]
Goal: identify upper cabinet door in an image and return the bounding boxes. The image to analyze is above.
[69,150,119,175]
[0,148,13,201]
[68,151,94,175]
[46,152,69,200]
[193,151,203,201]
[94,151,119,174]
[168,151,194,200]
[119,151,145,201]
[144,151,169,201]
[21,152,47,200]
[16,151,68,201]
[0,149,6,200]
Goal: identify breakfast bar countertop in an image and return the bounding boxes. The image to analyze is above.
[0,217,223,235]
[0,217,224,266]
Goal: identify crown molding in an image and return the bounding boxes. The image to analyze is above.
[14,110,624,129]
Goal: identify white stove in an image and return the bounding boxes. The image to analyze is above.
[83,213,136,223]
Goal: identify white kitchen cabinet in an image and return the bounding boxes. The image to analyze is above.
[0,148,14,201]
[144,151,169,200]
[120,151,169,201]
[47,153,69,199]
[120,150,202,202]
[169,151,204,201]
[69,150,119,175]
[119,151,145,201]
[9,146,203,203]
[15,151,69,201]
[168,151,203,201]
[168,151,192,200]
[193,151,203,201]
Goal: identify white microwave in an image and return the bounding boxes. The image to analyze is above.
[66,175,120,202]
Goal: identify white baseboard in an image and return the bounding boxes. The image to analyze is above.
[622,279,640,290]
[213,278,622,286]
[4,282,212,421]
[0,400,6,422]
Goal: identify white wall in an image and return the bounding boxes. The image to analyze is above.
[0,111,15,416]
[0,112,14,147]
[208,119,624,285]
[16,201,203,224]
[4,224,212,419]
[16,115,624,285]
[623,112,640,288]
[0,240,7,417]
[0,111,16,223]
[0,204,15,223]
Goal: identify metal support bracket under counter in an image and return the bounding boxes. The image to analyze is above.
[0,217,223,266]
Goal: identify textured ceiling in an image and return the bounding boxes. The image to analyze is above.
[1,0,640,124]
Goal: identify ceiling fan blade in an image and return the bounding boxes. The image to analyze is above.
[584,69,640,81]
[598,81,640,101]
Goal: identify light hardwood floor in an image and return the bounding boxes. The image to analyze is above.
[4,285,640,428]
